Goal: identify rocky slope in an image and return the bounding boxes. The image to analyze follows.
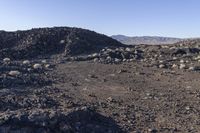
[112,35,182,45]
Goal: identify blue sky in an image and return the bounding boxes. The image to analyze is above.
[0,0,199,38]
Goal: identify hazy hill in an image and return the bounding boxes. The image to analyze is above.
[112,35,183,45]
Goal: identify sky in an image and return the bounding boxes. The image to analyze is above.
[0,0,200,38]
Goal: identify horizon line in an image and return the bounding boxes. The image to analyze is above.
[0,26,200,39]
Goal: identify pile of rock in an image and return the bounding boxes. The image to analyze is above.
[131,42,200,72]
[0,58,52,88]
[0,27,124,60]
[66,47,143,64]
[97,47,143,64]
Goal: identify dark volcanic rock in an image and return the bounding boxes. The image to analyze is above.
[172,48,200,56]
[0,27,124,60]
[172,49,187,56]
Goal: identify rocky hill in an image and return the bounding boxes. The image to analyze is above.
[112,35,182,45]
[0,27,124,60]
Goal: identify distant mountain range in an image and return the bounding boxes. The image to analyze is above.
[111,35,183,45]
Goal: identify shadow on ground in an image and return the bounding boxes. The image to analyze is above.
[0,109,124,133]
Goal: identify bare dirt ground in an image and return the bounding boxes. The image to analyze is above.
[51,60,200,133]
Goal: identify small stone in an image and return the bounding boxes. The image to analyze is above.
[146,93,151,96]
[80,106,88,111]
[33,64,42,69]
[134,50,138,54]
[117,69,127,73]
[179,64,186,69]
[41,60,47,64]
[107,97,113,102]
[186,86,192,89]
[91,53,99,57]
[148,128,158,133]
[114,58,121,63]
[170,46,176,50]
[83,87,87,91]
[45,64,51,69]
[129,59,134,62]
[188,66,195,71]
[93,58,99,63]
[3,58,11,63]
[27,68,32,72]
[60,40,65,44]
[23,60,30,65]
[161,45,169,48]
[195,55,200,60]
[185,106,190,110]
[127,87,134,91]
[106,56,112,60]
[125,47,131,52]
[172,64,178,68]
[180,60,185,63]
[109,74,116,77]
[159,64,165,68]
[8,70,20,76]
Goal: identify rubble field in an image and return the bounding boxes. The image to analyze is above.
[1,27,200,132]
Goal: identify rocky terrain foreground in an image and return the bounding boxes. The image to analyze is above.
[1,27,200,133]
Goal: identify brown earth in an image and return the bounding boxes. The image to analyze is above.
[51,60,200,133]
